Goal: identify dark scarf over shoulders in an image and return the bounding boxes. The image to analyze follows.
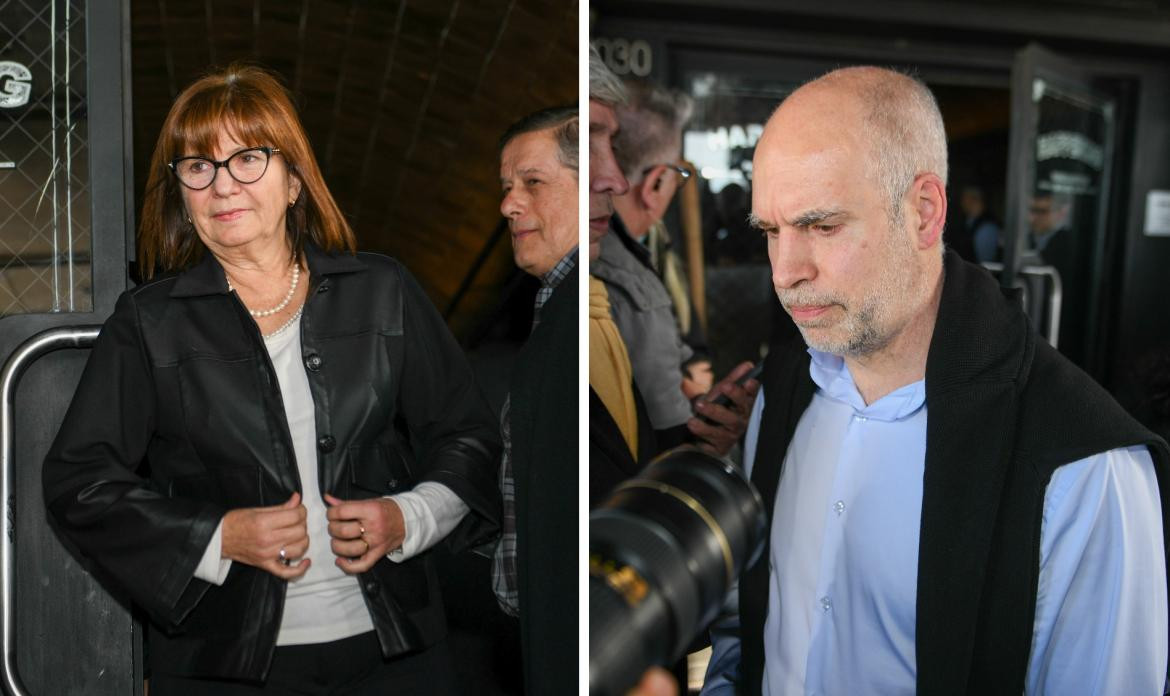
[742,251,1170,695]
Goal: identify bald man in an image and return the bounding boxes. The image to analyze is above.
[700,67,1169,695]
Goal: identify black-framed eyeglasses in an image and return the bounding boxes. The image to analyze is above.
[168,146,281,190]
[641,163,692,183]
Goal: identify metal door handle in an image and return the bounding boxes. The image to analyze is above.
[1019,264,1063,350]
[981,261,1064,348]
[0,326,99,695]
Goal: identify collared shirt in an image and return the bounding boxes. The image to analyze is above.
[533,247,578,328]
[492,247,578,616]
[703,348,1167,695]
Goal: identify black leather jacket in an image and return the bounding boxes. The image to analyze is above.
[43,244,501,681]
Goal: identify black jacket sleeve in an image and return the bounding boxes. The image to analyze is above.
[42,290,224,627]
[392,264,502,551]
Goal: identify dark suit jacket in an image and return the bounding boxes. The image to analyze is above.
[508,265,578,695]
[588,384,657,508]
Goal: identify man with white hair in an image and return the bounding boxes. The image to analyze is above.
[588,46,630,262]
[700,66,1169,695]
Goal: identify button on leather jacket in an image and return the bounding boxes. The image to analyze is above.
[43,244,502,681]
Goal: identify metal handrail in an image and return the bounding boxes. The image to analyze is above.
[981,261,1064,348]
[0,326,99,696]
[1021,264,1063,350]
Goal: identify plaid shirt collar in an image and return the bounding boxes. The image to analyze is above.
[533,247,578,326]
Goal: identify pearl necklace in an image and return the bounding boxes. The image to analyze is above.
[227,264,300,317]
[263,303,304,339]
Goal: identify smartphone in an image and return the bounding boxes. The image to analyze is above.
[698,362,764,418]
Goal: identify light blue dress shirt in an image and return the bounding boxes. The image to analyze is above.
[702,349,1167,695]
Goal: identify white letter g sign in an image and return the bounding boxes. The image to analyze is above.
[0,62,32,109]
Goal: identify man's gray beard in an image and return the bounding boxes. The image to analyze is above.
[777,231,921,358]
[784,298,888,358]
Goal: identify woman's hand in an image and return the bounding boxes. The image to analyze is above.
[324,493,406,574]
[221,492,311,580]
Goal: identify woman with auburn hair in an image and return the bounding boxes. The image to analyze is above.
[43,63,500,694]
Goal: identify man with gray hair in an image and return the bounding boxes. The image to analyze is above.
[607,81,714,405]
[493,104,579,696]
[611,81,695,248]
[698,66,1168,695]
[588,45,629,258]
[593,79,699,438]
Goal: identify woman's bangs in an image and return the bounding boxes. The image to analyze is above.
[223,100,282,151]
[168,91,280,158]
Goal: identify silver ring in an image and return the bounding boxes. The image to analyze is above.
[278,548,290,566]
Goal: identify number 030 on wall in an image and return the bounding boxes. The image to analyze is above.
[593,38,653,78]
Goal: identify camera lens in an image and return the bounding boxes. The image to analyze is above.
[589,446,767,696]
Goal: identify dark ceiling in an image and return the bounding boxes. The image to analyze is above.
[130,0,578,338]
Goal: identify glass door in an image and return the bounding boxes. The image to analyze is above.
[1002,43,1116,372]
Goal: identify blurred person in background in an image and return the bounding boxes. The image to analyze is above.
[609,80,713,401]
[1028,190,1090,363]
[959,184,1001,263]
[1028,190,1073,257]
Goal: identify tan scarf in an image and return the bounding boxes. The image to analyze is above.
[589,276,638,457]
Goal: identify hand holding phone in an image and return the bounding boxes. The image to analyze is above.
[700,362,764,413]
[688,361,763,456]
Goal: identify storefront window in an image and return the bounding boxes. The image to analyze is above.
[0,0,92,316]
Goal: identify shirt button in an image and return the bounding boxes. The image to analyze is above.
[820,596,832,612]
[304,353,323,371]
[317,435,337,453]
[854,414,868,422]
[833,500,845,516]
